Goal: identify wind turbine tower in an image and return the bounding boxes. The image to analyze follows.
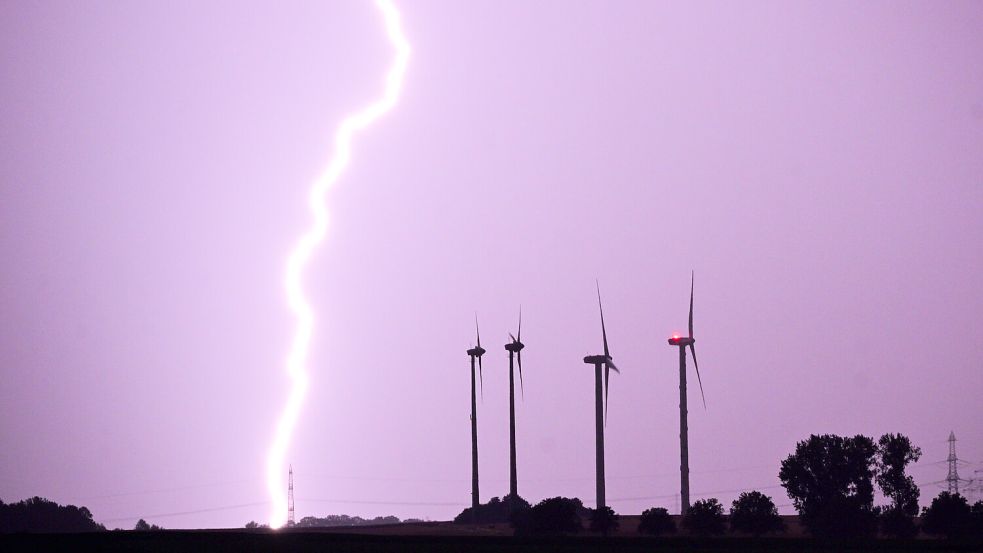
[466,317,486,512]
[504,309,524,500]
[667,272,706,515]
[583,283,619,510]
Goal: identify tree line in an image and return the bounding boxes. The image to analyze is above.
[244,514,427,528]
[0,497,169,533]
[455,433,983,539]
[0,497,105,533]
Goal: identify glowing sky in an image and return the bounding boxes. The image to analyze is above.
[1,0,982,529]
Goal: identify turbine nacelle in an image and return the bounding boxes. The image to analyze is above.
[583,354,611,365]
[470,315,485,398]
[670,271,706,410]
[505,308,525,397]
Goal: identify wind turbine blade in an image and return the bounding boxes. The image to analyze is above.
[517,350,524,400]
[604,363,610,426]
[517,306,522,343]
[689,343,706,410]
[475,313,481,349]
[688,271,695,339]
[509,333,516,343]
[478,355,484,402]
[597,281,610,358]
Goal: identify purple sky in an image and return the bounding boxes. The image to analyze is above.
[2,0,982,529]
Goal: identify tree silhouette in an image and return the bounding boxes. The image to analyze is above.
[729,491,784,536]
[682,498,725,536]
[133,518,163,531]
[972,501,983,537]
[588,506,619,536]
[454,494,530,524]
[638,507,675,536]
[875,433,921,538]
[511,497,584,536]
[0,496,105,533]
[779,434,878,538]
[921,492,972,539]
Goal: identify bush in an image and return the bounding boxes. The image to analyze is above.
[921,492,972,539]
[805,494,879,539]
[880,505,918,539]
[511,497,584,536]
[588,506,619,536]
[729,491,785,536]
[682,498,725,536]
[638,507,675,536]
[454,494,530,524]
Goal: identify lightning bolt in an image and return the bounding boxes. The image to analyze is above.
[265,0,410,529]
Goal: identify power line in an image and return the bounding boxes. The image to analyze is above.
[69,478,263,501]
[64,462,785,502]
[99,501,270,525]
[86,453,966,525]
[597,484,786,504]
[302,463,777,484]
[298,498,466,507]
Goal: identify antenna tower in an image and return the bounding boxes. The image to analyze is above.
[946,431,960,495]
[287,464,295,526]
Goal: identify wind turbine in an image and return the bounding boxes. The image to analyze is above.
[667,271,705,515]
[582,283,619,510]
[504,308,523,500]
[466,316,486,515]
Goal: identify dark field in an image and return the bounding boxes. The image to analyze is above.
[3,530,982,553]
